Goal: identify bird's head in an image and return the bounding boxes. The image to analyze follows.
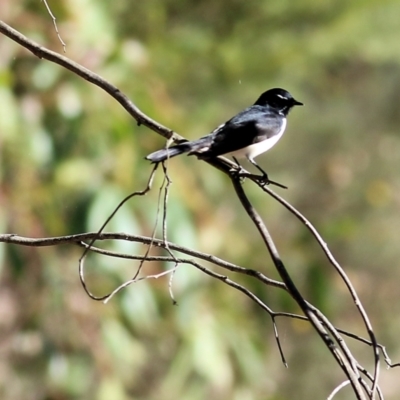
[254,88,303,115]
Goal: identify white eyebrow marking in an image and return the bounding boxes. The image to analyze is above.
[276,94,287,100]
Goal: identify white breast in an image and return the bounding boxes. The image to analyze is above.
[225,118,287,160]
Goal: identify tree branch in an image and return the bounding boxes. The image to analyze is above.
[230,176,367,399]
[1,18,395,399]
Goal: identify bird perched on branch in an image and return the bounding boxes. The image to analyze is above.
[145,88,302,183]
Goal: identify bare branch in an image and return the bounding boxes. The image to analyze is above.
[272,317,288,368]
[327,381,350,400]
[78,239,284,325]
[230,176,367,399]
[257,183,380,396]
[0,20,175,141]
[0,232,286,290]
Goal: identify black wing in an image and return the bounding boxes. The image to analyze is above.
[198,105,283,157]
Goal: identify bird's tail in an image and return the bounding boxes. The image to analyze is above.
[145,142,192,163]
[145,137,210,163]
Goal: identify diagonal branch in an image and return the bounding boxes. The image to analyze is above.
[256,182,380,396]
[0,20,174,141]
[230,176,367,400]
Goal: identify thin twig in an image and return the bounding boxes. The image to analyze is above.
[131,164,165,281]
[327,380,350,400]
[104,267,178,304]
[41,0,66,52]
[157,162,179,303]
[272,316,288,367]
[79,240,279,316]
[78,166,157,300]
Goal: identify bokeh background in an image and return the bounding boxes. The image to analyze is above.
[1,1,400,399]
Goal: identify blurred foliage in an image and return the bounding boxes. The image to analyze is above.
[1,0,400,399]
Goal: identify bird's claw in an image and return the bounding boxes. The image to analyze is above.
[229,165,288,189]
[250,172,288,189]
[255,173,270,185]
[229,166,247,182]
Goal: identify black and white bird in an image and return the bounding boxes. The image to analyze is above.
[145,88,302,180]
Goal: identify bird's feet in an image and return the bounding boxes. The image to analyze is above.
[245,170,288,189]
[255,172,271,186]
[256,174,288,189]
[229,164,248,183]
[228,160,288,189]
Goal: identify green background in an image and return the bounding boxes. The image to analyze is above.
[1,0,400,399]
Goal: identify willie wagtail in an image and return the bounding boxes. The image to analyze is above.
[145,88,303,182]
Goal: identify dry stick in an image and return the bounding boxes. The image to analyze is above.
[78,237,289,364]
[130,164,169,282]
[125,162,184,303]
[257,183,380,397]
[230,177,367,400]
[78,166,158,300]
[86,238,287,363]
[78,241,276,310]
[0,231,393,373]
[271,316,288,367]
[353,365,384,400]
[277,312,392,370]
[78,241,278,311]
[42,0,66,52]
[161,162,172,246]
[0,226,395,375]
[104,268,178,304]
[142,162,180,303]
[0,232,285,290]
[327,381,351,400]
[358,369,384,400]
[0,20,175,141]
[310,304,383,398]
[159,163,179,303]
[128,162,181,288]
[105,164,175,303]
[327,373,383,400]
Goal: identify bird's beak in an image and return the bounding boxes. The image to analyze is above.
[293,99,303,106]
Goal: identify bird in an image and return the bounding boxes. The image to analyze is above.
[145,88,303,182]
